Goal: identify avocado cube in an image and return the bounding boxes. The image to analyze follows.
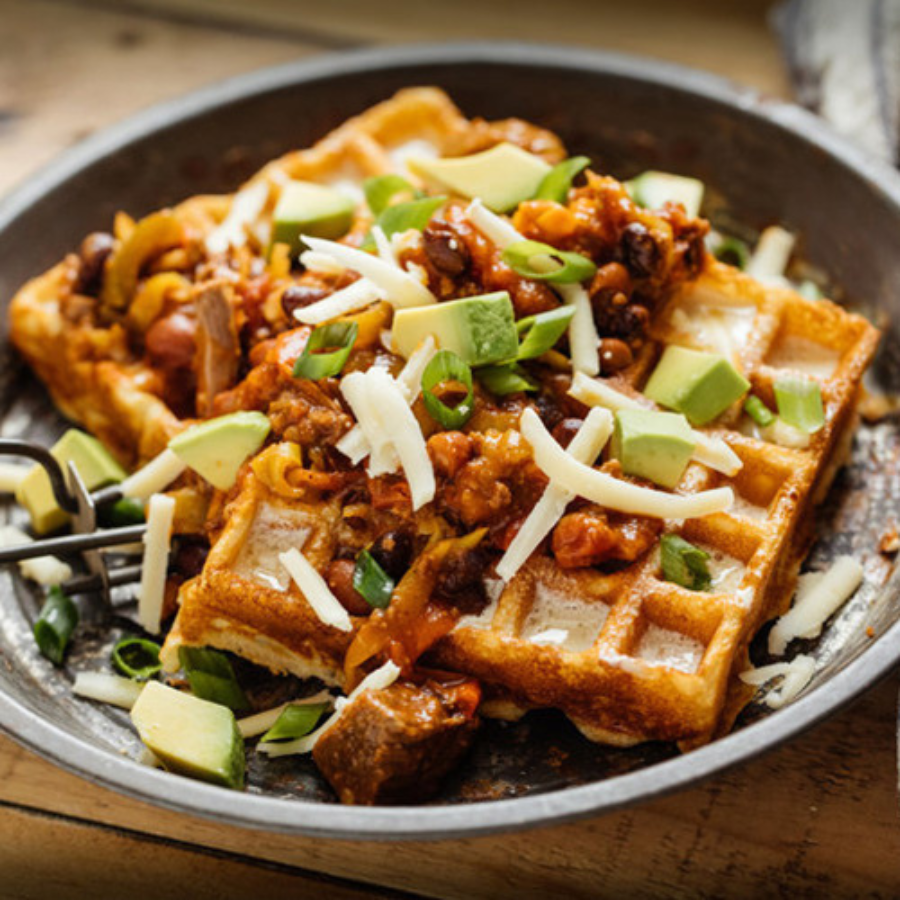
[131,681,245,790]
[271,181,355,255]
[644,346,750,426]
[407,142,551,213]
[611,409,696,489]
[392,291,518,366]
[626,171,705,218]
[169,411,270,491]
[16,430,127,534]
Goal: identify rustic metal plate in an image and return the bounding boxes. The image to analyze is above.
[0,43,899,840]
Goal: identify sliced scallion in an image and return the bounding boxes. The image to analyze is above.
[376,196,446,240]
[660,534,711,592]
[713,236,750,270]
[421,350,475,429]
[502,240,596,284]
[97,496,146,528]
[178,646,249,711]
[34,586,78,665]
[478,363,538,395]
[516,306,575,360]
[353,550,394,609]
[260,702,330,742]
[112,636,162,680]
[797,280,823,301]
[774,376,825,434]
[293,321,358,380]
[744,395,776,428]
[534,156,590,204]
[364,174,416,216]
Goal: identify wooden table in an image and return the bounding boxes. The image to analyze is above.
[1,1,898,896]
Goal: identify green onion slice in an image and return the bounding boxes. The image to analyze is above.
[363,174,416,216]
[797,280,823,301]
[421,349,475,429]
[502,240,597,284]
[97,496,145,529]
[478,363,538,396]
[362,195,447,252]
[112,636,162,680]
[534,156,591,204]
[260,702,330,742]
[744,395,776,428]
[516,306,575,360]
[660,534,712,592]
[712,236,750,270]
[774,376,825,434]
[353,550,394,609]
[293,321,358,380]
[34,586,78,666]
[178,646,249,711]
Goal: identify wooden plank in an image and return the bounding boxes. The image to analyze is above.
[0,676,897,898]
[0,802,402,899]
[0,0,313,196]
[107,0,790,96]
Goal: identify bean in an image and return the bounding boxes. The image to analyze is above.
[281,285,327,319]
[325,559,371,616]
[551,417,585,449]
[599,338,634,372]
[423,225,470,277]
[620,222,662,279]
[145,312,197,369]
[369,529,414,581]
[75,232,115,296]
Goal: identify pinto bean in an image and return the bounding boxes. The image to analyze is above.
[325,558,371,616]
[599,338,633,371]
[145,312,197,369]
[74,232,115,296]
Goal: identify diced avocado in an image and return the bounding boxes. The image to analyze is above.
[644,346,750,427]
[131,681,245,790]
[392,291,518,366]
[407,143,551,213]
[169,411,270,491]
[16,430,127,535]
[611,409,696,489]
[271,181,355,254]
[626,171,705,218]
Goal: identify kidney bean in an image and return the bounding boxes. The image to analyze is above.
[281,284,328,319]
[551,417,585,449]
[423,224,470,277]
[325,558,371,616]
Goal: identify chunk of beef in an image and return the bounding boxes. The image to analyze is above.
[313,679,480,805]
[194,282,240,417]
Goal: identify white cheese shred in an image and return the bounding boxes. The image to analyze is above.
[746,225,796,285]
[236,690,334,739]
[258,661,401,757]
[0,462,28,494]
[72,672,145,710]
[279,547,353,633]
[301,235,436,309]
[568,372,742,477]
[120,449,186,502]
[339,371,400,475]
[768,557,864,656]
[371,225,398,266]
[293,277,386,325]
[205,180,270,254]
[0,525,73,586]
[137,493,176,635]
[739,655,815,709]
[520,407,733,519]
[497,407,613,582]
[465,200,600,375]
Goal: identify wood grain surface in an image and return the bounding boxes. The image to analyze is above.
[0,0,897,897]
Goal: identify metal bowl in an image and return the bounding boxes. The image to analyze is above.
[1,43,899,840]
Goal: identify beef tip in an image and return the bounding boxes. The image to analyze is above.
[195,282,240,417]
[74,232,115,296]
[313,679,480,805]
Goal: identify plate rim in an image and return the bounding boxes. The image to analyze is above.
[1,40,899,841]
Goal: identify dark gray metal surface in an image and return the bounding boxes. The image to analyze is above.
[0,43,898,840]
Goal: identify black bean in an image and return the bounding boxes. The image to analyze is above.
[74,232,115,296]
[423,225,469,277]
[369,529,414,581]
[281,285,327,319]
[171,539,209,579]
[551,417,585,449]
[620,222,662,279]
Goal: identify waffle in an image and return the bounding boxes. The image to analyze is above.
[8,89,879,749]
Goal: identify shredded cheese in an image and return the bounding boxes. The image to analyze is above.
[279,546,353,632]
[137,493,175,635]
[0,525,73,586]
[293,277,386,325]
[569,372,742,477]
[301,236,436,309]
[761,418,811,450]
[339,371,400,475]
[465,200,600,375]
[739,655,815,709]
[746,225,796,284]
[299,250,345,276]
[120,449,186,502]
[258,661,401,757]
[371,225,397,266]
[768,557,864,656]
[497,407,613,582]
[73,672,145,709]
[0,462,28,494]
[205,180,269,254]
[236,690,333,739]
[520,407,733,519]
